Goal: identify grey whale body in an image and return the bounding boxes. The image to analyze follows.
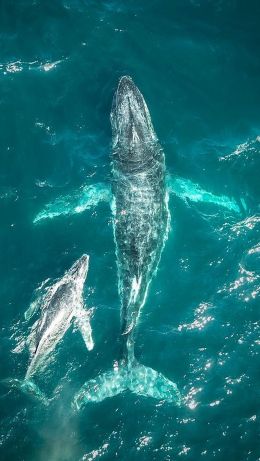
[111,76,169,338]
[74,77,181,409]
[25,254,94,380]
[3,255,93,404]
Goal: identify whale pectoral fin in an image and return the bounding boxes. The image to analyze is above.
[73,365,127,410]
[74,308,94,351]
[33,182,112,224]
[167,175,241,213]
[24,298,41,321]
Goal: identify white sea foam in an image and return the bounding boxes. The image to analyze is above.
[218,263,260,302]
[184,386,202,410]
[178,302,214,332]
[219,215,260,241]
[220,136,260,162]
[1,58,66,76]
[81,443,109,460]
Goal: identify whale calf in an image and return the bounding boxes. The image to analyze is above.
[73,76,181,409]
[4,255,94,404]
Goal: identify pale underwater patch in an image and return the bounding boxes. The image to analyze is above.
[33,176,243,224]
[167,176,242,213]
[33,183,112,223]
[72,359,181,410]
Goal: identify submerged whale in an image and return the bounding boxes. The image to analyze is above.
[73,76,181,409]
[4,255,94,404]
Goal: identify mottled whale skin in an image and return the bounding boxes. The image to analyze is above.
[111,76,169,348]
[26,254,93,380]
[73,77,180,409]
[4,255,93,404]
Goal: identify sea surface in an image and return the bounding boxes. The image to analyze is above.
[0,1,259,460]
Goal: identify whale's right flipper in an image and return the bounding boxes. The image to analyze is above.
[72,360,181,411]
[33,182,112,224]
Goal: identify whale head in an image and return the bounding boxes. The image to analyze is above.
[111,76,158,162]
[69,254,89,282]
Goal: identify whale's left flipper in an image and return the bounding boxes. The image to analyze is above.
[72,360,181,410]
[1,378,49,405]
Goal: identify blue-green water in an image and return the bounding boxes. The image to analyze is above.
[1,1,259,460]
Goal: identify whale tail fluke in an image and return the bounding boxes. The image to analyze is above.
[1,378,49,406]
[72,360,181,411]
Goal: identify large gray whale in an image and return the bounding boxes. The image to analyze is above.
[73,77,181,409]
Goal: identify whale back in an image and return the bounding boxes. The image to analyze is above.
[111,76,169,343]
[34,280,74,353]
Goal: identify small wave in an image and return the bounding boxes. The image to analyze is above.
[218,262,259,302]
[0,58,67,76]
[0,186,18,201]
[220,215,260,240]
[220,136,260,163]
[136,435,153,450]
[184,385,203,410]
[81,443,109,461]
[35,179,55,189]
[40,60,63,72]
[248,243,260,255]
[5,62,23,73]
[177,302,215,332]
[242,243,260,273]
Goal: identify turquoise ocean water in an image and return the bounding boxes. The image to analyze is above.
[0,1,259,460]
